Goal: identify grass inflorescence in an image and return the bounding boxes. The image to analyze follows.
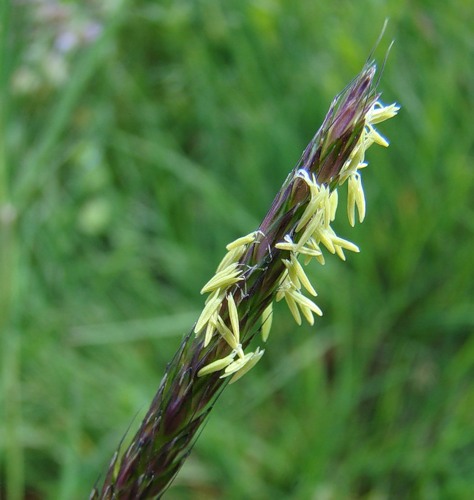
[91,63,398,498]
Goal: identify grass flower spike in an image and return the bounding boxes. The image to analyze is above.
[92,62,399,499]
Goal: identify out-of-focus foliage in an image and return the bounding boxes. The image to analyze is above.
[1,0,473,498]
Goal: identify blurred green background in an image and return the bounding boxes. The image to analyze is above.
[1,0,473,498]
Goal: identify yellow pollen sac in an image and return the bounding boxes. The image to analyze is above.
[367,124,389,147]
[275,235,298,252]
[282,258,301,290]
[197,353,236,377]
[216,316,239,350]
[221,352,254,376]
[195,289,224,334]
[203,312,219,347]
[334,245,346,261]
[296,211,324,251]
[315,228,336,254]
[219,347,265,382]
[367,102,400,124]
[296,197,319,233]
[216,245,247,273]
[354,174,366,222]
[298,238,323,261]
[227,294,240,344]
[229,348,265,384]
[347,175,357,227]
[200,263,243,294]
[290,254,317,296]
[330,234,360,253]
[225,231,258,251]
[284,291,302,325]
[261,302,273,342]
[338,140,365,184]
[329,190,338,221]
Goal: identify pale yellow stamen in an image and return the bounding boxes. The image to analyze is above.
[203,312,218,347]
[235,344,245,360]
[355,173,366,222]
[221,352,254,377]
[314,254,325,265]
[277,235,322,264]
[216,245,247,273]
[275,235,299,252]
[216,316,239,350]
[367,124,389,147]
[282,258,300,289]
[200,263,243,294]
[227,294,240,344]
[290,253,317,296]
[305,238,323,256]
[229,348,265,384]
[195,289,223,334]
[329,232,360,253]
[275,241,296,252]
[314,227,336,254]
[323,187,332,228]
[226,231,258,251]
[296,211,324,251]
[367,102,400,124]
[347,173,366,226]
[296,195,320,233]
[334,245,346,261]
[261,302,273,342]
[329,189,338,221]
[339,141,365,184]
[284,291,302,325]
[290,289,323,318]
[295,184,327,233]
[299,302,315,325]
[347,174,357,227]
[197,352,236,377]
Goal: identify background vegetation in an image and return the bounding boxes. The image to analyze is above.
[1,0,473,498]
